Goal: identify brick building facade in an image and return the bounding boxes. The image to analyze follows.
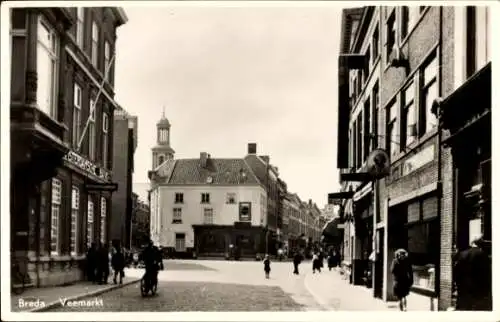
[334,5,491,311]
[10,7,127,288]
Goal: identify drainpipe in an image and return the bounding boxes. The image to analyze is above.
[434,5,444,311]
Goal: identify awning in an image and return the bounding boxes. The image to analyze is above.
[328,191,354,204]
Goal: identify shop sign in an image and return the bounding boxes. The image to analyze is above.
[353,183,373,202]
[63,151,111,181]
[402,145,434,176]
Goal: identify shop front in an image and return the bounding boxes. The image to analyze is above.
[352,183,373,287]
[437,62,491,310]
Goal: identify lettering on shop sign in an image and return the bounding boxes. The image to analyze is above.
[63,151,111,181]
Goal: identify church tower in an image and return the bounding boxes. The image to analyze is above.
[151,108,175,169]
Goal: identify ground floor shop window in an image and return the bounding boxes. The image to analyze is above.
[71,187,80,255]
[100,197,106,243]
[407,218,439,291]
[87,199,94,248]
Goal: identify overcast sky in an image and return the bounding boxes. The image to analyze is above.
[114,5,342,206]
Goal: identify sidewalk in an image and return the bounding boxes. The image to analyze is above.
[10,269,140,312]
[304,268,434,311]
[304,268,396,311]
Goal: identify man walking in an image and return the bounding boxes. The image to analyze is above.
[292,250,302,275]
[112,246,126,284]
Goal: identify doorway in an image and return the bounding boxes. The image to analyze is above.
[374,228,384,298]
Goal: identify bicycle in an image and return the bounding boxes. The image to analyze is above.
[11,257,30,295]
[140,270,158,297]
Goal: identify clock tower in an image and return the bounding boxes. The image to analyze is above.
[152,108,175,169]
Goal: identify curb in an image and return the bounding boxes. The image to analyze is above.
[27,279,141,312]
[303,272,335,311]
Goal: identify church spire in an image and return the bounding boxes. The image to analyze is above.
[162,105,166,119]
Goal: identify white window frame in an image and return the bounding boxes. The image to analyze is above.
[91,21,99,67]
[387,101,399,159]
[421,55,439,135]
[100,197,106,243]
[201,193,210,204]
[102,113,109,167]
[51,178,62,255]
[88,98,96,159]
[175,234,186,252]
[203,208,214,225]
[403,81,417,147]
[175,192,184,204]
[104,41,111,72]
[71,186,79,255]
[37,16,59,119]
[76,7,84,47]
[173,208,182,223]
[73,83,82,147]
[87,198,94,247]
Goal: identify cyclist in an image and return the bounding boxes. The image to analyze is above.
[140,240,163,288]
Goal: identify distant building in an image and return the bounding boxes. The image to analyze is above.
[148,116,267,258]
[131,193,150,249]
[111,109,137,249]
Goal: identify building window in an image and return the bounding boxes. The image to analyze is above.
[401,6,421,40]
[203,208,214,224]
[91,21,99,67]
[372,25,379,62]
[100,197,106,243]
[88,98,96,159]
[37,16,59,118]
[104,41,111,71]
[50,178,62,255]
[175,193,184,204]
[403,81,417,147]
[201,193,210,204]
[356,114,362,167]
[102,113,109,167]
[386,11,396,60]
[72,83,82,147]
[226,193,236,204]
[87,199,94,248]
[175,233,186,252]
[387,101,399,159]
[466,6,490,77]
[352,120,358,169]
[363,98,371,160]
[421,54,438,135]
[348,128,353,167]
[239,202,252,222]
[371,82,379,150]
[365,45,371,77]
[76,7,84,47]
[71,186,79,255]
[173,208,182,224]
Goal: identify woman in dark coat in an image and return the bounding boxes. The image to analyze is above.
[263,255,271,279]
[391,249,413,311]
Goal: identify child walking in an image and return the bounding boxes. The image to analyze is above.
[263,254,271,279]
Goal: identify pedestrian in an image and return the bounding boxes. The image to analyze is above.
[293,250,302,275]
[97,242,110,284]
[277,248,283,261]
[312,252,321,274]
[327,248,335,271]
[318,250,324,269]
[453,237,492,311]
[391,248,413,311]
[112,246,126,284]
[263,254,271,279]
[86,242,97,282]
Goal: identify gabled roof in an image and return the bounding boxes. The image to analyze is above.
[166,158,262,186]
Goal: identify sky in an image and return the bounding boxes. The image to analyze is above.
[114,5,343,206]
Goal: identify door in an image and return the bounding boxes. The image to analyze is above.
[374,228,384,298]
[175,233,186,252]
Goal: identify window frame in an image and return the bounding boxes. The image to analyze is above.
[386,100,399,160]
[50,178,62,255]
[203,208,214,225]
[70,186,80,255]
[372,24,380,62]
[102,113,109,167]
[36,15,59,119]
[76,7,84,47]
[226,192,236,204]
[100,197,106,243]
[88,98,96,160]
[385,10,396,62]
[175,193,184,204]
[420,54,439,136]
[371,81,379,150]
[87,198,94,248]
[72,83,82,148]
[201,193,210,204]
[172,208,182,224]
[91,21,99,67]
[402,81,417,147]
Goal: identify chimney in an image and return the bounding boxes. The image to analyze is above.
[260,155,270,164]
[248,143,257,154]
[200,152,208,168]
